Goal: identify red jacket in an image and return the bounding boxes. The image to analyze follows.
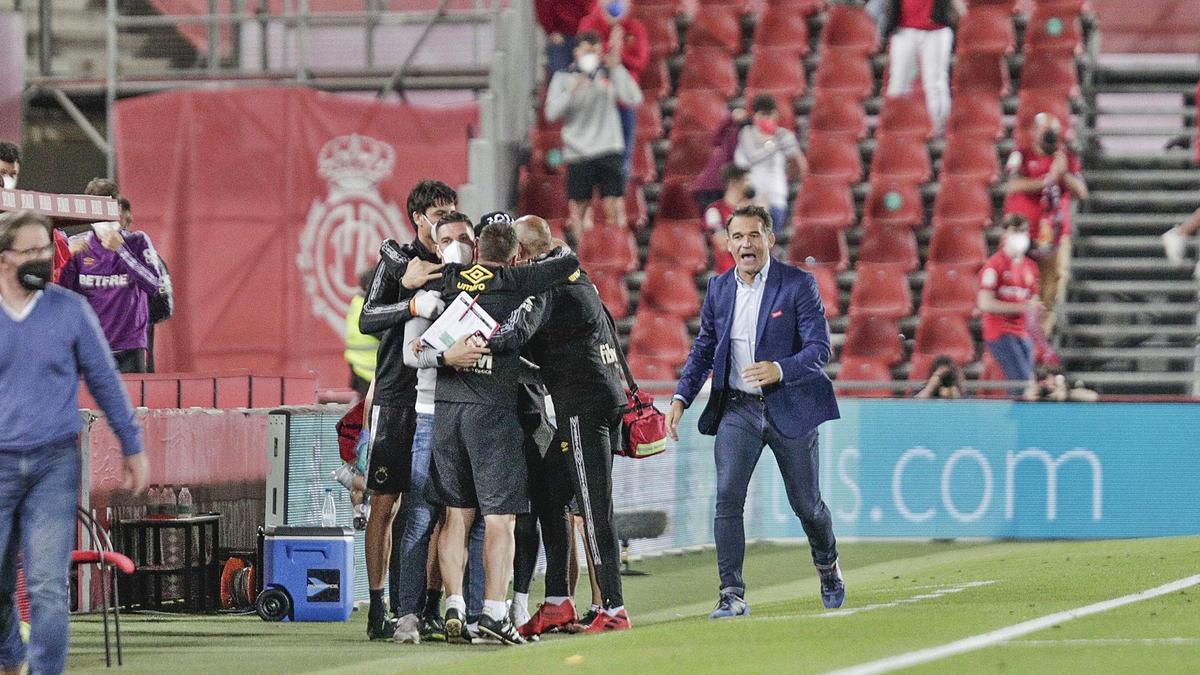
[52,229,71,283]
[578,7,650,81]
[535,0,595,37]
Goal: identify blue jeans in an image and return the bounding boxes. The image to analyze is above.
[618,104,637,181]
[987,334,1034,395]
[713,395,837,594]
[0,439,81,675]
[545,36,576,77]
[769,204,789,235]
[389,413,484,617]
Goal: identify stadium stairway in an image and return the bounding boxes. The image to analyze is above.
[1063,54,1200,397]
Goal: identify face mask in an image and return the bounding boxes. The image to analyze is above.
[1,175,15,190]
[755,118,778,136]
[578,52,600,75]
[16,259,52,291]
[606,0,626,19]
[1004,232,1030,259]
[1041,129,1059,152]
[439,240,473,265]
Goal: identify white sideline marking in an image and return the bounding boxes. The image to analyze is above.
[828,574,1200,675]
[745,581,996,622]
[1004,637,1200,647]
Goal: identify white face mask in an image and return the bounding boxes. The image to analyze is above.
[1004,232,1030,259]
[577,52,601,75]
[1,175,15,190]
[439,240,473,265]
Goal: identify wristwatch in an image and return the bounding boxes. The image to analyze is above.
[436,353,446,367]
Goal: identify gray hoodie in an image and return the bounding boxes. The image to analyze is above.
[544,63,643,163]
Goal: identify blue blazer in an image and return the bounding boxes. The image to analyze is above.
[674,258,840,439]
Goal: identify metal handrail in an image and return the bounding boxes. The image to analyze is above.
[382,0,451,99]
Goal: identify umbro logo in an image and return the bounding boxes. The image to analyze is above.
[457,264,494,292]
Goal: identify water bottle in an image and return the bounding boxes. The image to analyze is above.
[177,486,194,517]
[321,488,337,527]
[147,485,161,517]
[164,485,178,518]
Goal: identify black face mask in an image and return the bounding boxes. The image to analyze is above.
[1041,129,1059,153]
[17,259,52,291]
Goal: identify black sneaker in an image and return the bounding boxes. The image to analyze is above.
[445,608,469,644]
[367,613,398,641]
[419,611,446,642]
[565,606,600,633]
[477,614,526,646]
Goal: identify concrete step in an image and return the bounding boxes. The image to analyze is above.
[1057,302,1200,317]
[1085,190,1200,213]
[1092,83,1196,96]
[1071,279,1200,294]
[1093,60,1200,86]
[1082,170,1200,191]
[1072,235,1196,257]
[1061,371,1199,386]
[1074,213,1191,235]
[1059,347,1200,360]
[1089,152,1196,171]
[1065,324,1200,339]
[1069,258,1199,279]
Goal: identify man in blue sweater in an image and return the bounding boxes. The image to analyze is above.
[0,210,148,675]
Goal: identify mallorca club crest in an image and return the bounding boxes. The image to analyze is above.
[298,134,411,334]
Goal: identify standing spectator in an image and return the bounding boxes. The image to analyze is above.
[578,0,649,179]
[884,0,966,134]
[734,95,804,235]
[704,165,753,275]
[118,198,174,372]
[544,32,643,246]
[344,268,378,398]
[978,213,1040,394]
[0,210,148,675]
[1003,112,1088,336]
[692,108,750,213]
[535,0,596,77]
[0,141,77,282]
[58,179,161,373]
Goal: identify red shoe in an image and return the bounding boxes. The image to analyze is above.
[584,609,631,633]
[518,599,577,639]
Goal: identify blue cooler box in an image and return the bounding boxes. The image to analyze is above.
[260,526,354,622]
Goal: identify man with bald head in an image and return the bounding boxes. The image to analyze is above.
[486,215,631,635]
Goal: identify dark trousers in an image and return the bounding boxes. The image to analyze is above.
[561,406,625,608]
[714,393,838,594]
[113,349,147,374]
[514,436,574,597]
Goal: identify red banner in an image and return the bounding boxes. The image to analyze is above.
[114,87,477,387]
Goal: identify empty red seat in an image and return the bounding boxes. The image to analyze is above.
[954,8,1015,56]
[753,5,810,53]
[634,5,680,60]
[519,176,569,219]
[648,218,709,274]
[590,270,631,319]
[1025,8,1082,56]
[677,47,738,97]
[528,128,564,175]
[842,314,904,365]
[927,223,988,265]
[913,310,975,365]
[801,262,841,318]
[687,5,744,54]
[836,355,894,398]
[850,263,913,318]
[951,52,1010,98]
[808,93,867,139]
[629,310,691,366]
[820,3,877,57]
[741,88,798,130]
[946,91,1004,139]
[629,355,678,382]
[812,49,874,101]
[862,180,924,229]
[591,182,647,228]
[794,177,855,230]
[765,0,824,13]
[636,100,664,142]
[663,132,714,179]
[939,134,1001,185]
[921,262,981,317]
[1019,50,1078,98]
[746,46,807,99]
[870,133,932,183]
[804,133,862,185]
[630,139,657,184]
[968,0,1017,9]
[640,58,672,100]
[878,93,933,139]
[671,89,732,139]
[657,177,700,219]
[640,263,701,318]
[579,225,638,274]
[857,225,920,272]
[932,177,994,230]
[788,224,849,271]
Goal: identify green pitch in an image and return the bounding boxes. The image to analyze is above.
[67,537,1200,674]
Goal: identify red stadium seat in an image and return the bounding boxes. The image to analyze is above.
[648,218,709,274]
[765,0,825,13]
[804,132,862,185]
[528,128,564,175]
[677,47,739,97]
[670,89,731,139]
[800,262,842,318]
[634,5,680,60]
[945,91,1004,139]
[932,177,994,230]
[921,262,982,317]
[836,355,894,398]
[1019,50,1079,98]
[849,263,913,318]
[629,310,691,366]
[808,93,867,139]
[746,46,807,99]
[629,355,678,382]
[842,314,904,365]
[657,177,701,219]
[950,52,1010,98]
[954,8,1015,56]
[636,100,664,142]
[927,223,988,265]
[741,88,798,130]
[788,224,849,271]
[753,6,810,53]
[862,179,925,229]
[812,49,875,101]
[663,132,714,179]
[977,349,1009,398]
[640,58,672,100]
[686,5,744,55]
[857,225,920,272]
[1025,8,1082,56]
[878,94,933,140]
[519,176,569,219]
[590,270,631,319]
[913,310,975,365]
[870,133,932,184]
[580,225,638,274]
[640,263,701,318]
[794,177,855,230]
[820,3,877,57]
[591,182,647,228]
[939,134,1001,185]
[968,0,1017,9]
[631,139,657,184]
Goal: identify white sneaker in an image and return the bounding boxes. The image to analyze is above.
[509,600,531,629]
[1162,227,1187,264]
[393,613,421,644]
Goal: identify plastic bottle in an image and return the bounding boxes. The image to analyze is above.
[177,486,194,517]
[147,485,161,518]
[321,488,337,527]
[164,484,178,518]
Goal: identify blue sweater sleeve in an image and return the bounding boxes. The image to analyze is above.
[74,299,144,456]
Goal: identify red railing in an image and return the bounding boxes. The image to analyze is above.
[78,370,318,410]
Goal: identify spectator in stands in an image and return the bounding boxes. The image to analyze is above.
[978,213,1040,395]
[344,268,378,398]
[1161,209,1200,277]
[883,0,966,134]
[544,31,643,247]
[734,95,804,235]
[536,0,596,76]
[578,0,648,179]
[0,141,79,282]
[120,198,174,372]
[1003,112,1088,336]
[692,108,750,213]
[914,356,964,399]
[1023,363,1099,402]
[704,165,753,275]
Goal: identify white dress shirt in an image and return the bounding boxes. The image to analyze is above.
[730,258,782,394]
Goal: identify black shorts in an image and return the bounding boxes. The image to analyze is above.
[366,404,416,494]
[431,402,529,515]
[565,153,625,202]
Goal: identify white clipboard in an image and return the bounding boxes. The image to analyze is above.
[420,291,499,351]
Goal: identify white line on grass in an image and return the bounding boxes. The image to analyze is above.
[1002,637,1200,647]
[743,581,996,622]
[828,573,1200,675]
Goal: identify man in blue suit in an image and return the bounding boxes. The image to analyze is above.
[667,205,844,618]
